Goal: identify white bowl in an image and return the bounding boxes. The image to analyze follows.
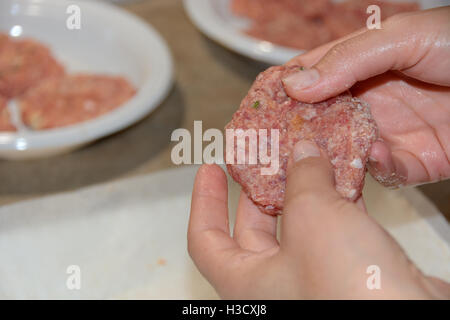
[0,0,173,160]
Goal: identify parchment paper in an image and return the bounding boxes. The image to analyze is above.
[0,166,448,299]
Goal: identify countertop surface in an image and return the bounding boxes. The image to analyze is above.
[0,0,448,221]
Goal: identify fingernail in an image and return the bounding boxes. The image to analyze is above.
[293,140,320,162]
[283,68,320,90]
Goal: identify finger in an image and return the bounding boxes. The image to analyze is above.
[424,276,450,299]
[391,150,434,186]
[188,164,243,283]
[282,10,445,103]
[233,191,279,252]
[286,27,369,68]
[278,140,381,260]
[284,141,338,208]
[280,140,345,249]
[356,197,367,212]
[281,140,341,225]
[367,140,408,188]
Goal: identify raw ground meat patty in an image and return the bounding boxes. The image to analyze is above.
[0,95,15,132]
[225,65,378,215]
[231,0,419,50]
[19,74,136,130]
[0,33,65,98]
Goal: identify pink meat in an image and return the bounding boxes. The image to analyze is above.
[19,74,136,130]
[245,11,332,50]
[225,65,378,215]
[231,0,331,21]
[0,95,15,132]
[0,34,65,98]
[231,0,419,50]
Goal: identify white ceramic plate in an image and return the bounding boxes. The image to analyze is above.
[183,0,449,65]
[0,166,449,299]
[0,0,173,160]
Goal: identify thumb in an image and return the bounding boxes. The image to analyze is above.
[282,27,403,103]
[283,140,340,219]
[282,29,390,103]
[281,140,343,247]
[281,9,445,103]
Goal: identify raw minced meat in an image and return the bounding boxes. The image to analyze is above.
[0,34,65,98]
[245,12,333,50]
[225,65,378,215]
[0,95,15,132]
[231,0,419,50]
[19,74,136,130]
[231,0,331,21]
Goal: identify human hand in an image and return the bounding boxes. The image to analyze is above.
[188,142,450,299]
[282,7,450,187]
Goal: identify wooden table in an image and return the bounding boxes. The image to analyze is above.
[0,0,448,221]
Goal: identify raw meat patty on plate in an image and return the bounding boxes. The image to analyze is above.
[324,0,420,38]
[19,74,136,130]
[231,0,419,50]
[0,34,65,98]
[0,95,15,132]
